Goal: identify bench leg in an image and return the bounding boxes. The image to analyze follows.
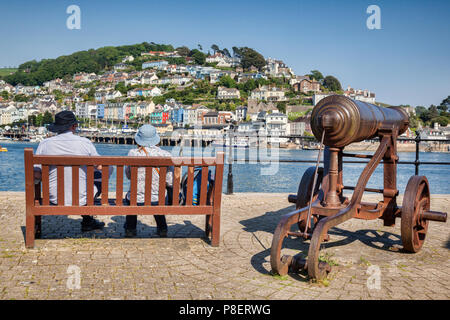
[211,213,220,247]
[35,215,42,239]
[205,215,211,238]
[25,213,35,249]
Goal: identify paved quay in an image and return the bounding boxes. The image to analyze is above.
[0,192,448,300]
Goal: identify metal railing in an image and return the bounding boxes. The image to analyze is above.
[225,133,450,194]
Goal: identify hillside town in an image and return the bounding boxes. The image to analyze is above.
[0,47,448,148]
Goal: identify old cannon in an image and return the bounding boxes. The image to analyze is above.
[270,95,448,280]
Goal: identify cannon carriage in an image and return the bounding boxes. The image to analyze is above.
[270,95,448,280]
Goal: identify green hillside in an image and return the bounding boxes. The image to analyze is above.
[1,43,174,86]
[0,68,17,77]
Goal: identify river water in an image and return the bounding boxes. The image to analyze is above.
[1,141,449,194]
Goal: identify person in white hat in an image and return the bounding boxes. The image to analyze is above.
[123,124,173,238]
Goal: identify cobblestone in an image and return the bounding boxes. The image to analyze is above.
[0,192,449,300]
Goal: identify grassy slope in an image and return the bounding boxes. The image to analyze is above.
[0,68,17,77]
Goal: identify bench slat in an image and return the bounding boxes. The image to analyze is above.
[33,205,214,215]
[200,166,208,206]
[86,166,94,206]
[72,166,79,206]
[42,165,50,206]
[130,166,138,206]
[158,166,167,206]
[101,165,109,205]
[33,156,216,166]
[186,166,194,206]
[57,166,65,206]
[172,166,181,206]
[144,167,153,206]
[116,165,123,206]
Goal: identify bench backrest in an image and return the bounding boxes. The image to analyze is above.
[24,148,224,216]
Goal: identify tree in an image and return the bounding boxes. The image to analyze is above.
[232,46,241,58]
[238,47,266,71]
[0,90,8,100]
[211,44,220,54]
[36,114,44,126]
[218,75,236,88]
[197,44,203,51]
[323,75,342,91]
[87,87,96,100]
[309,70,324,82]
[189,49,206,65]
[416,106,431,123]
[13,94,30,102]
[277,102,287,114]
[28,115,37,126]
[429,105,439,119]
[243,79,257,92]
[431,116,449,127]
[42,111,54,125]
[222,48,231,58]
[115,81,127,95]
[176,46,190,56]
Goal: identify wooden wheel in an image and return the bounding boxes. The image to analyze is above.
[296,167,323,231]
[401,176,430,253]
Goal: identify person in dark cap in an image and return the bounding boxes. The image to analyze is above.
[33,110,109,231]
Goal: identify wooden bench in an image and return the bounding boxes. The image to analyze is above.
[24,148,224,248]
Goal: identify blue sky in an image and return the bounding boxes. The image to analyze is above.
[0,0,449,107]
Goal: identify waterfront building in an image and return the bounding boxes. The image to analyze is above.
[235,106,248,122]
[287,120,306,136]
[182,105,198,127]
[150,110,170,124]
[170,106,184,127]
[97,104,105,119]
[104,102,125,121]
[75,102,97,120]
[218,111,234,124]
[265,112,288,144]
[203,111,219,125]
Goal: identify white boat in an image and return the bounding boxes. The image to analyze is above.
[212,138,249,148]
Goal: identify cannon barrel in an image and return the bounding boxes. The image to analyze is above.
[311,95,409,147]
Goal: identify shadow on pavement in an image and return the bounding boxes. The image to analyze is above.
[240,204,406,277]
[21,214,208,243]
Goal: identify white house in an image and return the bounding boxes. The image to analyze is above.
[217,86,240,100]
[265,112,288,144]
[106,90,123,101]
[122,55,135,63]
[250,86,286,101]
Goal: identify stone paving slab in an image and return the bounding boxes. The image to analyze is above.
[0,192,449,300]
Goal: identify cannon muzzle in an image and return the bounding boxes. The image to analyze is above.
[311,95,409,147]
